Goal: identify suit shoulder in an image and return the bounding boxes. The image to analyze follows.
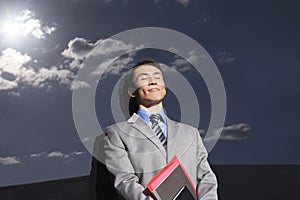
[104,121,128,133]
[170,119,198,132]
[179,122,198,130]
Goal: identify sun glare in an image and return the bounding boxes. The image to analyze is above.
[1,20,23,38]
[0,9,56,42]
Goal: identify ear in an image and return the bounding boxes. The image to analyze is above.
[128,87,136,97]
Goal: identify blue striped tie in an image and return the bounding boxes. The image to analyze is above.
[150,114,167,147]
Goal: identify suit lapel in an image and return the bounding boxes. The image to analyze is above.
[166,117,180,162]
[166,117,198,163]
[128,113,166,158]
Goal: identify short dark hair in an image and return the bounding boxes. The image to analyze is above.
[132,59,162,70]
[118,59,164,117]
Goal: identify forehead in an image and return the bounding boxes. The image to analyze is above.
[133,64,163,76]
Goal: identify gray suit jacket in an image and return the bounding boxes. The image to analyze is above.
[104,113,218,200]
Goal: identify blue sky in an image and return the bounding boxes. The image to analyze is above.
[0,0,299,186]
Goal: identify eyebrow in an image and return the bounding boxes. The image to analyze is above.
[153,72,162,76]
[136,72,148,78]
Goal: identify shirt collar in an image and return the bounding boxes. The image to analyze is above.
[137,108,166,124]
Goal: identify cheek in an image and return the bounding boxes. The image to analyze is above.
[157,80,165,86]
[136,87,147,96]
[161,87,166,96]
[136,80,148,87]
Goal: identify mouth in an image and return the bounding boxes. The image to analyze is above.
[148,88,160,92]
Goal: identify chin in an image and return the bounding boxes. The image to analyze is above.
[148,96,164,101]
[139,98,163,107]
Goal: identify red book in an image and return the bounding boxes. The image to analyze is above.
[146,156,197,200]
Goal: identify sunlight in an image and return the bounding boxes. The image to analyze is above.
[0,9,55,41]
[1,20,23,39]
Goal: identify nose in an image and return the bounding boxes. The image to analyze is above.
[148,82,157,86]
[148,76,157,86]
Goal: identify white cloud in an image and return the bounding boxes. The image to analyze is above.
[0,48,31,75]
[44,26,56,35]
[82,137,89,142]
[217,51,235,64]
[92,39,136,56]
[2,33,233,102]
[30,152,46,158]
[169,51,198,72]
[186,51,198,63]
[70,80,91,90]
[0,156,21,165]
[108,56,134,75]
[204,123,251,143]
[91,59,113,76]
[0,9,56,40]
[177,0,190,6]
[92,55,134,76]
[70,151,85,156]
[0,77,18,90]
[62,37,95,60]
[20,67,74,88]
[61,59,82,70]
[62,37,136,60]
[0,48,30,90]
[28,151,85,160]
[48,151,64,158]
[0,48,77,92]
[218,123,251,140]
[45,150,87,163]
[62,37,138,77]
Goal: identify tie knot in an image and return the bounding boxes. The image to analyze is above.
[149,114,162,126]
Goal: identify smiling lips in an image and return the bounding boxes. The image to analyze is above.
[148,87,160,92]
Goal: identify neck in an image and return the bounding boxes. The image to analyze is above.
[139,102,163,114]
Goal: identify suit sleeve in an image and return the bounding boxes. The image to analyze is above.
[195,129,218,200]
[104,126,152,200]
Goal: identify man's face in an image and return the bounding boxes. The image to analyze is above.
[130,64,166,107]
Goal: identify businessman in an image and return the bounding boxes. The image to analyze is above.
[103,60,218,200]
